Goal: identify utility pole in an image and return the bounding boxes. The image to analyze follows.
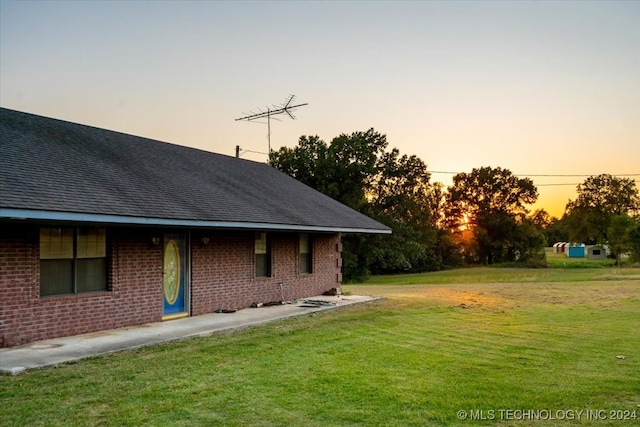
[235,95,308,155]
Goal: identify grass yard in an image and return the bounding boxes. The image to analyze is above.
[544,249,624,269]
[2,268,639,426]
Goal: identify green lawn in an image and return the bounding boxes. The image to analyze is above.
[544,248,623,269]
[2,268,640,426]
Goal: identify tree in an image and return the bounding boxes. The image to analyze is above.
[429,182,465,268]
[564,174,640,243]
[271,130,388,281]
[607,214,637,266]
[444,167,539,264]
[629,222,640,263]
[270,129,444,280]
[530,209,553,230]
[512,217,547,265]
[543,215,570,246]
[270,129,387,211]
[528,208,571,249]
[269,135,329,192]
[367,149,439,273]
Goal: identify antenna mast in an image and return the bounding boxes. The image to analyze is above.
[235,94,308,155]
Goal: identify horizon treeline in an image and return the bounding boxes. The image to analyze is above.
[270,129,640,280]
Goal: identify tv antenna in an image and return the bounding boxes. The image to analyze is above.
[235,94,308,155]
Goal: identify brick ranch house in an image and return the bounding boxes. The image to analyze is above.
[0,108,390,347]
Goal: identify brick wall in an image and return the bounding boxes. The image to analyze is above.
[191,231,342,313]
[0,226,163,347]
[1,225,342,347]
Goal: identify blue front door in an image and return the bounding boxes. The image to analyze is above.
[163,233,188,317]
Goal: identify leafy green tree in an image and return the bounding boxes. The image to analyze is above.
[529,208,571,252]
[271,130,388,281]
[512,217,547,265]
[270,129,387,211]
[445,167,538,264]
[327,130,388,210]
[433,228,465,268]
[564,174,640,243]
[607,214,637,266]
[629,222,640,263]
[543,215,570,246]
[270,129,444,280]
[366,149,441,273]
[340,234,372,283]
[428,182,465,268]
[269,135,329,191]
[530,209,552,230]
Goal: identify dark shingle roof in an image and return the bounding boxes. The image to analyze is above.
[0,108,390,234]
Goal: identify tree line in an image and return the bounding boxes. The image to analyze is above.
[270,129,640,281]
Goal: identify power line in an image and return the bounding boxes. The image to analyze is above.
[526,173,639,177]
[428,171,637,187]
[241,149,269,156]
[536,183,582,187]
[429,171,640,177]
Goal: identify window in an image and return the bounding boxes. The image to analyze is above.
[299,233,313,274]
[255,232,271,277]
[40,227,107,296]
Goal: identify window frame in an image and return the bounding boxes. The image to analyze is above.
[39,227,108,297]
[298,233,313,274]
[255,232,272,278]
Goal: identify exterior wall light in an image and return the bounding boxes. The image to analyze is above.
[200,237,210,246]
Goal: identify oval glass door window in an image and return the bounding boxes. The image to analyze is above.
[163,239,180,305]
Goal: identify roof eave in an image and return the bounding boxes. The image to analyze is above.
[0,208,392,235]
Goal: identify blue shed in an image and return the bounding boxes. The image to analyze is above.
[567,245,585,258]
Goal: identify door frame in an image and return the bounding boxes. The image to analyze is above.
[161,231,191,320]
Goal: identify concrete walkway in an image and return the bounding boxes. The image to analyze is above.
[0,295,379,375]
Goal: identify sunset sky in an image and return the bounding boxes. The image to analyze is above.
[1,1,638,218]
